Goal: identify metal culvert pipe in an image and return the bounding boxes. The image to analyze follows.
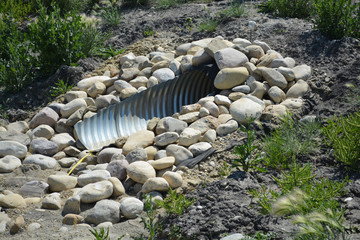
[74,64,218,151]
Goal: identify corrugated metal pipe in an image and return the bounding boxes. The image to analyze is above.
[74,64,219,151]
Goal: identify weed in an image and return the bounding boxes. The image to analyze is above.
[137,195,162,240]
[98,47,125,59]
[218,161,232,178]
[143,27,155,37]
[218,1,246,18]
[50,79,74,97]
[232,124,266,173]
[198,19,218,32]
[156,188,194,216]
[89,227,110,240]
[262,116,321,170]
[168,225,185,240]
[185,17,193,31]
[345,83,360,107]
[272,189,348,240]
[100,0,122,27]
[249,185,280,215]
[0,104,8,120]
[0,0,33,20]
[323,111,360,171]
[259,0,313,18]
[242,231,277,240]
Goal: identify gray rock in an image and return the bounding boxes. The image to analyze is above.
[120,68,139,81]
[277,66,295,82]
[152,68,175,83]
[230,95,265,124]
[95,95,119,109]
[258,67,287,89]
[77,76,110,91]
[64,91,87,102]
[286,79,309,98]
[0,141,27,158]
[203,101,220,117]
[176,43,191,55]
[120,197,144,219]
[106,160,129,180]
[0,156,21,173]
[245,45,265,59]
[78,170,111,187]
[58,157,77,168]
[47,175,78,192]
[23,154,58,170]
[204,38,233,58]
[201,129,217,143]
[179,128,201,147]
[154,132,179,147]
[155,150,167,160]
[214,48,248,69]
[155,117,188,135]
[98,148,123,164]
[19,181,49,197]
[125,148,148,163]
[0,131,30,146]
[189,142,212,156]
[30,138,59,156]
[29,107,59,129]
[63,146,81,157]
[126,161,156,184]
[87,81,106,98]
[51,133,75,151]
[55,119,73,134]
[42,192,61,210]
[216,119,238,136]
[166,144,193,165]
[189,116,220,134]
[85,199,120,225]
[220,233,245,240]
[114,80,132,92]
[62,195,81,215]
[31,125,55,139]
[60,98,87,118]
[7,121,29,133]
[268,86,286,103]
[65,107,85,126]
[293,64,312,80]
[79,180,113,203]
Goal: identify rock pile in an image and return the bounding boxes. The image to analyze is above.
[0,36,311,232]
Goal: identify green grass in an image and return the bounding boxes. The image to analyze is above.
[261,116,321,170]
[156,188,194,216]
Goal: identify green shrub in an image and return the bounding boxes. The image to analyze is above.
[218,1,246,18]
[100,6,122,26]
[262,116,321,170]
[0,0,34,20]
[156,188,194,215]
[50,79,74,97]
[259,0,314,18]
[313,0,360,39]
[0,15,36,92]
[323,111,360,171]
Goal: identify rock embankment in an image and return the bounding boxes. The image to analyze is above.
[0,36,311,234]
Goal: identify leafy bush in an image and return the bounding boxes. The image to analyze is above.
[313,0,360,39]
[0,0,34,20]
[262,116,321,170]
[28,3,87,75]
[100,6,122,27]
[0,15,36,92]
[218,1,246,18]
[259,0,313,18]
[323,111,360,171]
[50,79,74,97]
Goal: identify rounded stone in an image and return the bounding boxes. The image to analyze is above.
[166,144,193,165]
[47,175,78,192]
[0,141,27,159]
[30,138,59,156]
[29,107,59,129]
[120,197,144,219]
[216,120,239,136]
[189,142,212,156]
[162,171,183,189]
[0,193,26,208]
[0,155,21,173]
[42,192,61,210]
[123,130,155,156]
[126,161,156,184]
[31,125,55,139]
[106,160,129,180]
[98,148,123,164]
[23,154,58,170]
[125,148,148,163]
[50,133,75,151]
[150,157,175,170]
[152,68,175,83]
[230,96,265,124]
[108,177,125,197]
[154,132,179,147]
[286,79,309,98]
[60,98,87,118]
[142,177,169,193]
[178,128,201,147]
[268,86,286,103]
[214,67,249,90]
[78,180,113,203]
[85,199,120,225]
[77,170,111,187]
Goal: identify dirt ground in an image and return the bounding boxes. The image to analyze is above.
[1,0,360,239]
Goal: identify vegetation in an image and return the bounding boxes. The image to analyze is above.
[261,116,321,170]
[50,79,74,97]
[260,0,360,39]
[323,111,360,171]
[156,188,194,216]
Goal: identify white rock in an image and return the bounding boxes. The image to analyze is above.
[85,199,120,225]
[253,40,271,52]
[64,91,88,102]
[87,82,106,98]
[214,48,248,69]
[277,67,295,82]
[123,130,155,155]
[281,98,303,109]
[31,125,55,139]
[79,180,113,203]
[29,107,59,129]
[176,43,192,56]
[78,170,111,187]
[189,142,212,156]
[27,222,41,232]
[95,95,119,109]
[214,95,231,107]
[203,101,220,117]
[232,38,251,48]
[42,193,61,210]
[201,129,217,143]
[7,121,29,133]
[293,64,312,80]
[114,80,133,92]
[150,157,175,170]
[0,141,27,158]
[142,177,169,193]
[162,171,183,189]
[155,117,188,135]
[51,133,75,150]
[126,161,156,184]
[120,53,136,65]
[130,76,148,88]
[286,79,309,98]
[178,112,200,124]
[77,76,110,91]
[23,154,58,170]
[47,175,78,192]
[230,95,265,124]
[216,120,238,136]
[178,128,201,147]
[152,68,175,83]
[108,177,125,197]
[0,156,21,173]
[120,197,143,219]
[214,67,249,89]
[60,98,87,118]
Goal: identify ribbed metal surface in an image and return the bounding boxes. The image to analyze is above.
[74,69,216,151]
